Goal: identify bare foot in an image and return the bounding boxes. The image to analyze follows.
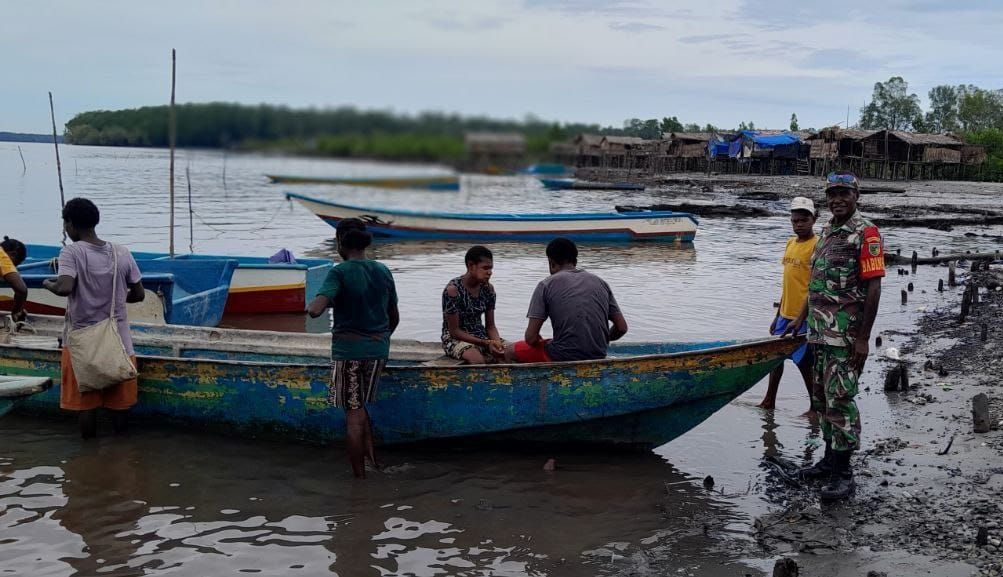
[800,408,817,418]
[757,400,776,410]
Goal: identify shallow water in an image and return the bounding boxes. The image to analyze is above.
[1,142,998,575]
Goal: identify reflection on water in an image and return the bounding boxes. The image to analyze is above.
[1,416,757,576]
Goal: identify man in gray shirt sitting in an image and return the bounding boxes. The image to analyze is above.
[507,238,628,363]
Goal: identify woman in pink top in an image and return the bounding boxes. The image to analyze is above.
[44,198,146,438]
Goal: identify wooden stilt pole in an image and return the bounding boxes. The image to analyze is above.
[49,92,67,245]
[169,49,177,258]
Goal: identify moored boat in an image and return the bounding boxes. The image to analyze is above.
[21,245,332,315]
[266,174,460,191]
[0,374,51,418]
[286,192,698,242]
[539,178,646,191]
[0,313,798,447]
[2,259,238,327]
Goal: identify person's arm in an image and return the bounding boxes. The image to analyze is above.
[3,271,28,320]
[781,300,809,337]
[123,249,144,303]
[851,277,881,372]
[484,309,504,355]
[524,317,545,346]
[309,267,341,318]
[852,225,885,371]
[605,283,627,342]
[388,301,400,334]
[126,282,145,303]
[43,275,75,296]
[609,312,628,342]
[307,295,331,318]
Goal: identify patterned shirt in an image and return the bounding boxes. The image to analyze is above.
[441,276,496,342]
[807,210,885,347]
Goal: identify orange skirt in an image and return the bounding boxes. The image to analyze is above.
[59,347,138,411]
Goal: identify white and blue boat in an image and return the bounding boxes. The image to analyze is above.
[286,193,697,242]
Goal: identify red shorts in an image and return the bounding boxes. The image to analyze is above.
[512,339,552,363]
[59,347,138,411]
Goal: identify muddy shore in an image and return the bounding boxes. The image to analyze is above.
[633,173,1003,577]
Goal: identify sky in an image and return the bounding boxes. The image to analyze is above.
[3,0,1003,134]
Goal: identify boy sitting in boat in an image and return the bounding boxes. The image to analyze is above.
[441,246,505,364]
[1,236,28,323]
[507,238,628,363]
[758,197,817,414]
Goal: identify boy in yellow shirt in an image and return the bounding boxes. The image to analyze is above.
[1,236,28,322]
[758,198,817,413]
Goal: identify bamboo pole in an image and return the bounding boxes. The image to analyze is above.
[169,49,177,258]
[48,92,66,245]
[186,163,194,254]
[17,145,26,173]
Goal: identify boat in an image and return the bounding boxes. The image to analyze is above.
[0,375,52,418]
[521,163,572,176]
[20,245,332,315]
[2,259,238,327]
[286,192,698,242]
[539,178,646,191]
[0,312,800,447]
[265,174,460,191]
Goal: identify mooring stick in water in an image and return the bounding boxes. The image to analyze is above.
[186,163,194,254]
[17,145,26,173]
[169,48,177,258]
[48,91,66,244]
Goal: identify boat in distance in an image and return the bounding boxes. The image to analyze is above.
[286,192,698,242]
[266,174,460,191]
[0,312,799,448]
[539,178,646,191]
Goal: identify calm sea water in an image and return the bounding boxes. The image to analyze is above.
[0,142,995,576]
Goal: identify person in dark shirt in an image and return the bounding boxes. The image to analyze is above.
[507,238,627,363]
[441,245,504,364]
[308,218,400,479]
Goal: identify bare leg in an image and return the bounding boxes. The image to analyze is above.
[363,408,380,470]
[111,409,130,434]
[345,408,368,479]
[796,357,816,416]
[79,409,97,439]
[461,348,487,365]
[758,363,784,409]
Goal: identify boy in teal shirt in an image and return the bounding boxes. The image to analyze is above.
[308,218,399,478]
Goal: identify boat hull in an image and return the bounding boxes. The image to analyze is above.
[266,174,460,191]
[0,314,796,447]
[539,178,645,191]
[287,193,698,242]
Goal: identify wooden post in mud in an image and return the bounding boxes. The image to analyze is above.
[972,393,991,433]
[901,289,908,305]
[948,261,957,287]
[911,251,918,271]
[48,92,66,245]
[938,279,944,292]
[169,48,177,259]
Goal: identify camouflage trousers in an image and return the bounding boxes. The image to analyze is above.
[809,344,861,452]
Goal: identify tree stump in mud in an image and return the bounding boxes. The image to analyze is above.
[972,393,991,433]
[772,558,799,577]
[901,290,908,305]
[949,261,957,287]
[938,279,944,292]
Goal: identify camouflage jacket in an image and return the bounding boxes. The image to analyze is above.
[807,210,885,347]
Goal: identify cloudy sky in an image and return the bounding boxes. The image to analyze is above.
[3,0,1002,133]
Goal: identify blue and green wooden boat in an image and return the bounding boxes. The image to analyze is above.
[0,313,799,448]
[0,374,51,418]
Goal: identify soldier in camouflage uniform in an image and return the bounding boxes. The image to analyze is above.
[785,172,884,501]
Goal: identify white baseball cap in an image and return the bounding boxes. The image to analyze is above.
[791,196,815,214]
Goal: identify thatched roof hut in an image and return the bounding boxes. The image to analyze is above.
[862,131,964,163]
[464,132,526,155]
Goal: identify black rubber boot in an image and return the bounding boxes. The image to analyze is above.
[797,440,833,481]
[820,450,855,502]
